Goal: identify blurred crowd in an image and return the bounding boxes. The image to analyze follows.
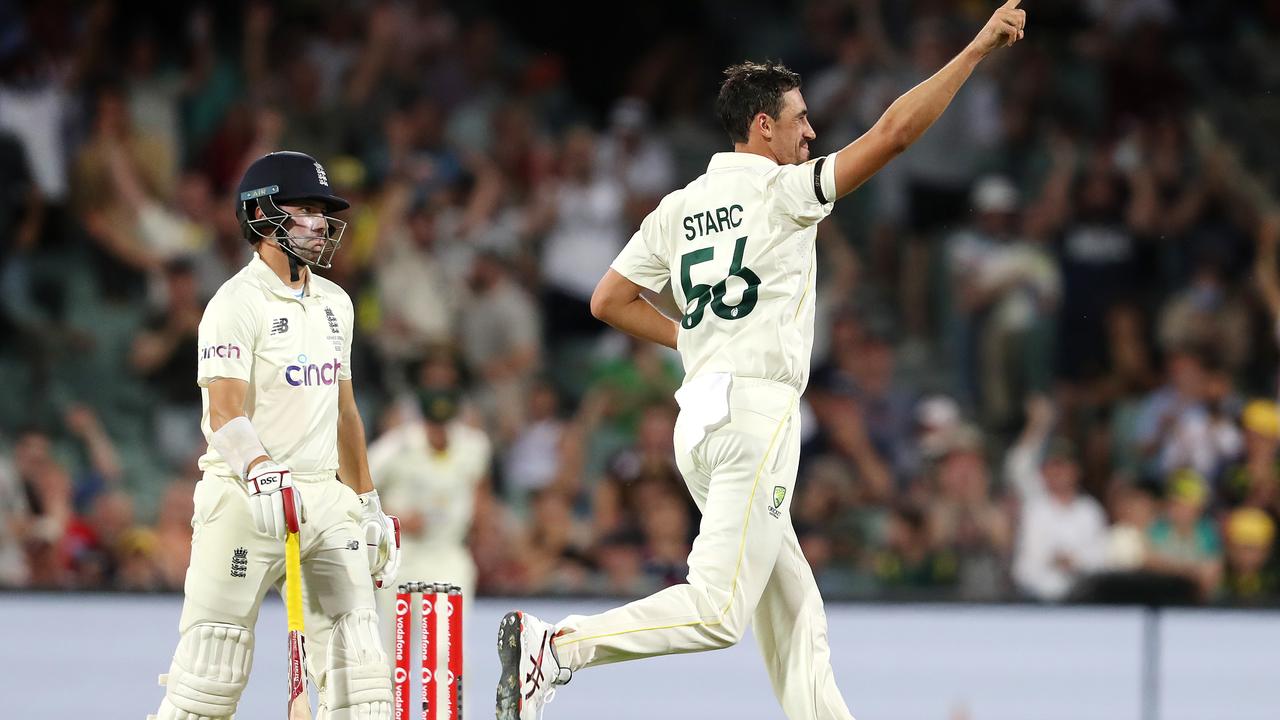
[2,0,1280,606]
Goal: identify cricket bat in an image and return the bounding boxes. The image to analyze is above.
[286,529,312,720]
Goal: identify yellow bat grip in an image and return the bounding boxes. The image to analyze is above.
[285,530,305,632]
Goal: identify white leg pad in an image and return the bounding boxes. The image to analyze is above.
[317,608,392,719]
[153,622,254,720]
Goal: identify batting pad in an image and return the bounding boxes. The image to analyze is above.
[319,608,392,719]
[155,622,254,719]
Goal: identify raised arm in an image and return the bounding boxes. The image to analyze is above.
[831,0,1026,199]
[1254,214,1280,320]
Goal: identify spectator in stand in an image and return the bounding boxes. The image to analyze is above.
[871,503,958,593]
[1030,141,1146,386]
[60,404,124,510]
[637,487,692,588]
[1218,400,1280,515]
[71,489,139,589]
[370,184,460,385]
[1133,345,1242,482]
[809,311,906,497]
[945,175,1059,430]
[502,380,569,506]
[0,444,31,587]
[470,478,530,596]
[591,529,654,597]
[1147,469,1223,600]
[531,125,626,346]
[114,526,164,591]
[152,479,195,590]
[1104,481,1161,572]
[519,489,591,595]
[460,249,542,443]
[908,395,964,480]
[1219,507,1279,604]
[592,403,690,541]
[1008,397,1109,601]
[928,424,1012,600]
[596,97,675,224]
[585,336,682,436]
[793,456,873,596]
[130,259,204,468]
[1157,252,1251,374]
[95,142,217,284]
[23,456,77,589]
[73,81,176,298]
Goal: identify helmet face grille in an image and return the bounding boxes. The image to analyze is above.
[244,195,347,269]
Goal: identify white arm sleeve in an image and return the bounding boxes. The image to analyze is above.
[209,416,269,479]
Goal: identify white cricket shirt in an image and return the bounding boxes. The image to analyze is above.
[372,421,491,548]
[610,151,834,393]
[196,253,354,479]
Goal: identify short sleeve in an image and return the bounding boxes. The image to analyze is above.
[338,293,354,381]
[768,155,835,228]
[610,204,670,292]
[196,292,258,387]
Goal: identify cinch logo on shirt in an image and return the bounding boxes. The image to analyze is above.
[201,343,242,360]
[285,354,342,387]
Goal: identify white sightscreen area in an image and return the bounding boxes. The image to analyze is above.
[1,594,1276,719]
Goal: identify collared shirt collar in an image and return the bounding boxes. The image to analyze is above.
[707,151,780,171]
[247,252,325,299]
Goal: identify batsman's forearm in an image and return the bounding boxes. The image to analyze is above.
[597,298,679,350]
[877,45,984,152]
[337,413,375,494]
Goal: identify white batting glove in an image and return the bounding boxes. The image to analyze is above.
[245,461,303,540]
[357,490,401,588]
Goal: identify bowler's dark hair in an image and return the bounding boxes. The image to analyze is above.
[715,60,802,144]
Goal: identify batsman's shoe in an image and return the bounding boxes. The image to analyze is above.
[496,610,571,720]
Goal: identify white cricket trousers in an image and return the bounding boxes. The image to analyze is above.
[555,377,855,720]
[178,474,378,700]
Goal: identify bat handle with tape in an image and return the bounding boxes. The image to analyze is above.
[286,529,312,719]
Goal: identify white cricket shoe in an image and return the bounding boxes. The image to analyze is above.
[496,610,572,720]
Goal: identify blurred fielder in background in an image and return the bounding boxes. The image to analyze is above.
[369,351,490,656]
[497,3,1028,719]
[150,151,401,720]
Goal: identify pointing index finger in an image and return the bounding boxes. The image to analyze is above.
[1004,0,1022,8]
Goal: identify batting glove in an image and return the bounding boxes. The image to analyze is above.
[245,461,303,540]
[357,490,401,588]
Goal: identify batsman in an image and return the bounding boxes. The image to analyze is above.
[150,151,401,720]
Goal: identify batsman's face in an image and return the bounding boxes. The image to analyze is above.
[276,203,332,262]
[771,88,816,165]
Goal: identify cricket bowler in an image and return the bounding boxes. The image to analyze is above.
[497,3,1028,719]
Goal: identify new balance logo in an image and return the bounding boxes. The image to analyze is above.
[231,547,249,578]
[271,318,289,335]
[346,540,360,551]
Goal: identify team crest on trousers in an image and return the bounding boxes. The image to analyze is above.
[769,486,786,518]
